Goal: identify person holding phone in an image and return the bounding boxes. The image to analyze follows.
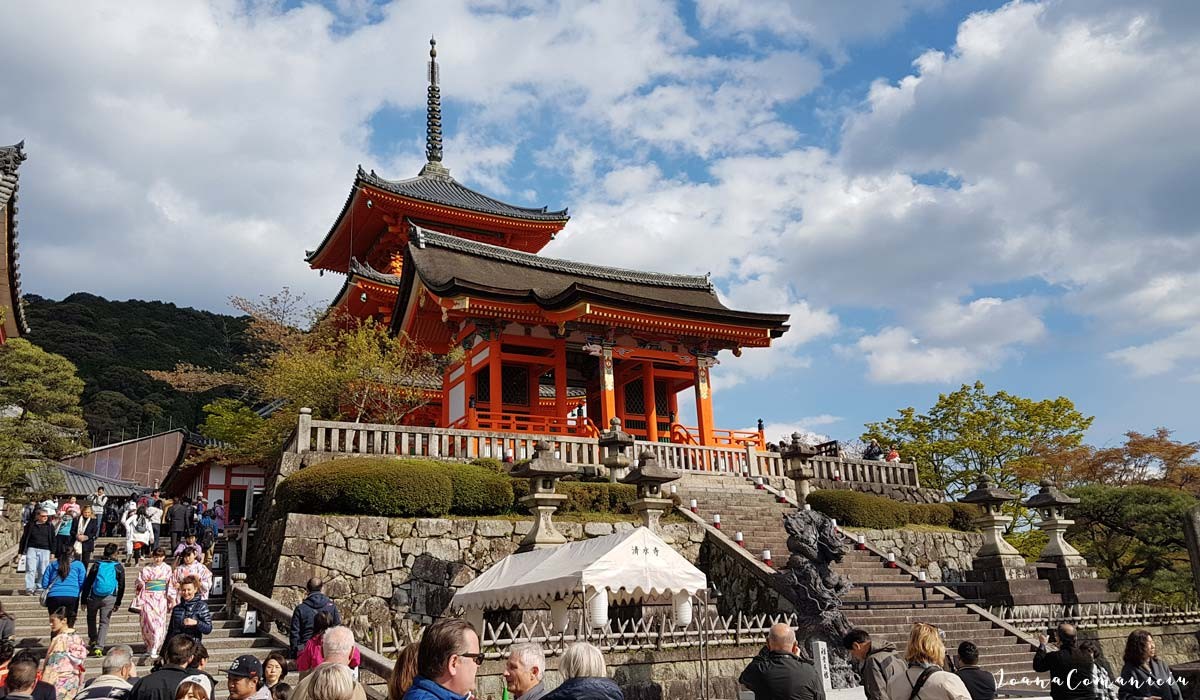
[739,622,825,700]
[1034,623,1096,700]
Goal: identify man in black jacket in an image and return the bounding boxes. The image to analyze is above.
[289,577,342,657]
[166,497,193,550]
[740,623,826,700]
[18,509,55,596]
[127,635,197,700]
[1033,623,1096,700]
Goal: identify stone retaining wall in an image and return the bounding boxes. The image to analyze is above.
[852,528,982,582]
[270,513,706,634]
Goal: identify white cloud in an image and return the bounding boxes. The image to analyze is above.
[1109,326,1200,377]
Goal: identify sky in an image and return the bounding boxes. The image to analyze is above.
[2,0,1197,447]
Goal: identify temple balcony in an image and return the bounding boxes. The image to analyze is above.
[291,409,927,494]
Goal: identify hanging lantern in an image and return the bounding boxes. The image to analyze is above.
[587,589,609,629]
[712,514,721,529]
[549,598,571,632]
[672,591,693,628]
[689,499,698,513]
[762,549,773,567]
[735,531,745,547]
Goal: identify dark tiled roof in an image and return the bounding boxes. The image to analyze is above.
[349,258,403,286]
[1,142,29,335]
[26,462,144,498]
[404,225,791,332]
[360,166,569,222]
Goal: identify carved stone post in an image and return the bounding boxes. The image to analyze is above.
[620,449,680,532]
[959,476,1056,605]
[598,417,634,484]
[1025,479,1116,603]
[510,440,577,551]
[297,408,312,453]
[782,432,817,503]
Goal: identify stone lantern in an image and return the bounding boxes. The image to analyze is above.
[510,440,577,551]
[1024,479,1116,603]
[598,417,635,483]
[782,432,817,503]
[619,449,680,531]
[958,475,1055,605]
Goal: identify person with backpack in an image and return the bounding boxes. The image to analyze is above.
[124,506,154,565]
[41,550,87,627]
[102,500,121,539]
[195,512,218,563]
[885,624,971,700]
[845,629,904,700]
[81,543,126,656]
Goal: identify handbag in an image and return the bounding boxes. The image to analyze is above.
[73,541,83,555]
[39,587,49,605]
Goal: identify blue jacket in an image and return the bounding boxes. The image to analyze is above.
[167,596,213,641]
[401,677,469,700]
[289,592,341,656]
[41,560,88,598]
[542,678,624,700]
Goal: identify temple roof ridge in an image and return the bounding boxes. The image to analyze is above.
[357,167,569,222]
[410,223,714,290]
[348,257,403,285]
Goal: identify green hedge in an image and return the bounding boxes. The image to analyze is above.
[449,463,514,514]
[806,489,976,532]
[509,479,638,514]
[278,457,453,517]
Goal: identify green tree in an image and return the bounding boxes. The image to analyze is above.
[1066,484,1196,605]
[862,381,1093,500]
[0,339,88,494]
[198,399,264,446]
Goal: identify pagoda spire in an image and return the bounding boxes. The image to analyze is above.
[424,37,445,168]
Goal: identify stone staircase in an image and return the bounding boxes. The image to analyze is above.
[1,538,288,699]
[677,474,1047,689]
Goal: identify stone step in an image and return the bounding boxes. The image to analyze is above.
[22,635,277,657]
[863,623,1010,637]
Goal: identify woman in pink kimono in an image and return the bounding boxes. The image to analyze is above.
[134,547,172,660]
[41,607,87,700]
[170,548,213,604]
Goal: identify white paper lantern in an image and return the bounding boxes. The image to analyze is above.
[549,598,571,632]
[587,589,609,629]
[672,592,693,627]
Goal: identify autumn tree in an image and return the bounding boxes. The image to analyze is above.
[862,381,1093,500]
[0,339,88,494]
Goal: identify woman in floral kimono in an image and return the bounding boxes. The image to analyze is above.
[134,547,172,660]
[41,606,87,700]
[170,548,213,605]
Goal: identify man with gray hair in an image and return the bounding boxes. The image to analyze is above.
[739,622,825,700]
[504,643,548,700]
[291,626,367,700]
[76,644,137,699]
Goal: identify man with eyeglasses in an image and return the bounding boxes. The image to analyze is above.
[291,626,367,700]
[403,618,482,700]
[18,508,55,596]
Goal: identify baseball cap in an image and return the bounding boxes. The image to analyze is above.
[180,674,213,697]
[227,654,263,679]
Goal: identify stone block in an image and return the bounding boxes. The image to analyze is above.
[281,537,324,562]
[322,546,369,578]
[464,537,519,570]
[425,537,461,562]
[276,557,325,587]
[401,538,425,556]
[325,576,352,599]
[358,516,389,540]
[613,522,635,532]
[412,555,450,584]
[347,538,369,555]
[354,574,393,598]
[416,518,452,537]
[475,520,515,537]
[559,522,583,539]
[369,541,406,572]
[328,515,359,538]
[389,520,415,539]
[514,521,533,536]
[584,522,614,536]
[447,563,474,587]
[390,569,411,586]
[324,531,346,549]
[451,519,476,538]
[287,513,327,540]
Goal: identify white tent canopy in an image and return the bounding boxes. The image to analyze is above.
[452,527,708,611]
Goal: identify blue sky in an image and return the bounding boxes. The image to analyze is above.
[1,0,1197,447]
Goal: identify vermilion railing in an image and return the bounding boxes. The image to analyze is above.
[671,424,765,449]
[455,408,600,438]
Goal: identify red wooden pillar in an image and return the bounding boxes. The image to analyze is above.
[555,339,568,421]
[694,361,715,447]
[642,361,658,442]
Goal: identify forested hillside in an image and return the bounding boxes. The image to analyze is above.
[22,293,251,444]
